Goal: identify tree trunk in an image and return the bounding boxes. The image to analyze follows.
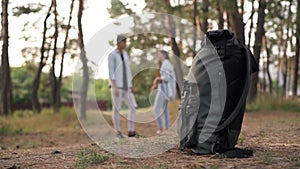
[276,20,284,94]
[282,2,292,97]
[192,0,199,55]
[263,58,267,92]
[193,0,197,54]
[50,0,58,112]
[226,0,245,45]
[293,0,300,97]
[216,2,224,29]
[165,0,184,89]
[78,0,89,120]
[264,35,273,94]
[248,0,266,102]
[0,0,12,115]
[193,0,202,55]
[247,0,255,48]
[32,2,53,113]
[225,10,230,29]
[201,0,209,33]
[56,0,75,112]
[240,0,245,17]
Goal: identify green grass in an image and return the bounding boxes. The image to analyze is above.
[246,95,300,112]
[76,148,109,169]
[292,157,300,167]
[238,135,246,145]
[0,107,79,135]
[156,163,168,169]
[208,164,220,169]
[262,151,273,165]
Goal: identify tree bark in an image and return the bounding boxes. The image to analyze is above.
[56,0,75,112]
[32,1,53,113]
[276,20,284,94]
[293,0,300,97]
[264,36,273,94]
[78,0,89,120]
[216,2,224,29]
[248,0,266,102]
[247,0,255,48]
[226,0,245,45]
[165,0,184,90]
[0,0,12,115]
[193,0,198,55]
[282,2,292,97]
[50,0,58,112]
[201,0,209,33]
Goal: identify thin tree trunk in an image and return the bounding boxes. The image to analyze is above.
[193,0,198,55]
[217,2,224,29]
[165,0,184,89]
[50,0,58,112]
[0,0,12,115]
[226,0,245,45]
[247,0,255,48]
[32,1,53,113]
[225,10,230,29]
[248,0,266,102]
[201,0,209,33]
[240,0,245,17]
[56,0,75,112]
[263,57,267,92]
[264,35,273,94]
[293,0,300,97]
[276,20,284,94]
[78,0,89,120]
[282,2,292,97]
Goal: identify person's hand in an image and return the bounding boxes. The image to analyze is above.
[113,87,119,97]
[154,77,162,84]
[151,84,157,90]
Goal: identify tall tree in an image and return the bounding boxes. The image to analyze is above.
[264,35,273,94]
[200,0,209,33]
[0,0,12,115]
[56,0,75,111]
[293,0,300,97]
[282,1,292,97]
[248,0,266,102]
[216,0,224,29]
[193,0,199,55]
[32,1,53,112]
[225,0,245,44]
[50,0,58,112]
[166,0,184,89]
[78,0,89,120]
[247,0,255,48]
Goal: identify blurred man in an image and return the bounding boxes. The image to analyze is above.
[108,35,136,138]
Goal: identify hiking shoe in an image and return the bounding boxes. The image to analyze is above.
[128,131,136,137]
[156,130,162,135]
[117,132,124,139]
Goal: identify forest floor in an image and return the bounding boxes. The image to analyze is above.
[0,110,300,169]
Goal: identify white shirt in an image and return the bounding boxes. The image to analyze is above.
[159,59,176,100]
[108,48,133,89]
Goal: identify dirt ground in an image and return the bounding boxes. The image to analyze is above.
[0,111,300,169]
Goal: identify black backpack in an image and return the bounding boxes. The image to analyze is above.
[178,30,259,158]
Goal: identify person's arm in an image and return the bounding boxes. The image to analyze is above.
[159,63,172,83]
[108,53,119,96]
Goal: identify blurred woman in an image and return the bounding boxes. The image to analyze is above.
[152,50,176,134]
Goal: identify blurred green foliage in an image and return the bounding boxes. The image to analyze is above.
[246,94,300,112]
